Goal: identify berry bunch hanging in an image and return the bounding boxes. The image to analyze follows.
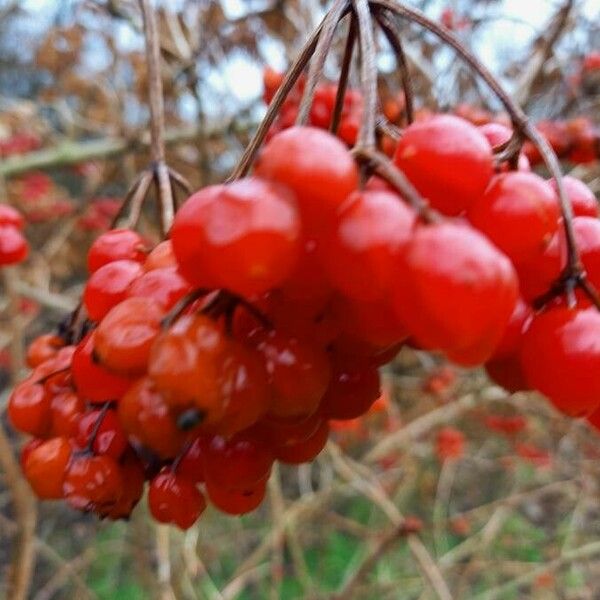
[8,0,600,530]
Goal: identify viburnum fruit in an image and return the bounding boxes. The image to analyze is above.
[394,115,494,215]
[549,176,599,218]
[204,478,267,516]
[22,437,72,499]
[171,178,301,296]
[393,222,518,364]
[520,307,600,416]
[87,228,148,273]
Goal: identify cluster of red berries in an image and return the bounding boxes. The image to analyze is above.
[0,204,29,266]
[9,112,600,528]
[263,68,362,146]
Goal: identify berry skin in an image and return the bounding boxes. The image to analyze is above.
[148,469,206,529]
[549,176,598,218]
[118,377,188,459]
[258,413,323,448]
[148,314,228,421]
[63,455,123,512]
[324,189,416,301]
[83,259,143,321]
[485,355,530,393]
[71,332,134,403]
[0,225,29,265]
[0,203,25,228]
[468,172,560,265]
[22,437,72,499]
[127,267,191,310]
[26,334,64,368]
[251,329,331,420]
[143,240,177,271]
[87,228,147,273]
[94,297,164,376]
[202,430,274,490]
[478,123,530,171]
[394,115,493,215]
[521,307,600,416]
[393,222,518,365]
[101,450,145,520]
[319,357,380,420]
[273,420,329,464]
[175,437,205,483]
[76,409,128,460]
[8,380,51,437]
[205,478,266,515]
[254,126,359,235]
[171,178,301,297]
[50,391,85,437]
[490,296,533,360]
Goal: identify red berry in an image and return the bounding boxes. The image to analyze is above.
[205,478,266,515]
[171,178,301,296]
[94,297,163,376]
[436,427,465,461]
[549,176,598,218]
[521,307,600,416]
[485,355,530,393]
[76,409,128,460]
[22,437,72,499]
[0,225,29,265]
[8,380,51,437]
[176,438,205,483]
[325,189,416,301]
[127,267,191,310]
[0,204,25,229]
[148,469,206,529]
[83,259,143,321]
[26,334,64,368]
[274,420,329,464]
[50,391,85,437]
[87,229,147,273]
[393,222,518,365]
[394,115,493,215]
[71,332,134,403]
[491,297,533,360]
[102,450,145,520]
[478,123,530,171]
[143,240,177,271]
[254,126,359,235]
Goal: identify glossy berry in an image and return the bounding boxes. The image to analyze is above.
[478,123,530,171]
[76,409,128,460]
[325,189,416,301]
[0,204,25,229]
[203,430,274,490]
[26,334,64,368]
[205,478,266,515]
[274,420,329,464]
[254,126,359,235]
[468,172,560,265]
[94,297,163,376]
[491,297,533,360]
[393,222,518,365]
[83,259,143,321]
[521,307,600,416]
[319,357,380,420]
[549,176,598,218]
[50,391,85,437]
[143,240,177,271]
[175,437,205,483]
[102,451,145,520]
[118,377,188,459]
[8,380,51,437]
[251,329,331,420]
[0,225,29,265]
[87,228,147,273]
[259,413,324,448]
[22,437,71,499]
[148,470,206,529]
[486,355,531,394]
[394,115,493,215]
[63,455,123,512]
[127,267,191,310]
[71,332,133,403]
[171,178,301,296]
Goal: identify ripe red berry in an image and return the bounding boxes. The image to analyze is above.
[76,409,128,460]
[26,334,64,368]
[394,115,493,215]
[22,436,72,499]
[148,469,206,529]
[549,176,598,218]
[485,355,531,394]
[273,420,329,464]
[205,478,266,515]
[490,297,533,360]
[0,203,25,229]
[393,222,518,365]
[171,178,301,296]
[254,126,359,235]
[143,240,177,271]
[83,259,143,321]
[8,380,51,437]
[63,454,123,512]
[521,307,600,416]
[127,267,191,310]
[468,172,559,265]
[0,225,29,265]
[94,297,164,376]
[71,332,133,403]
[175,437,205,483]
[50,391,85,437]
[102,450,145,520]
[478,123,530,171]
[118,377,188,459]
[87,228,147,273]
[203,430,274,490]
[259,413,324,448]
[324,189,416,301]
[251,329,331,420]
